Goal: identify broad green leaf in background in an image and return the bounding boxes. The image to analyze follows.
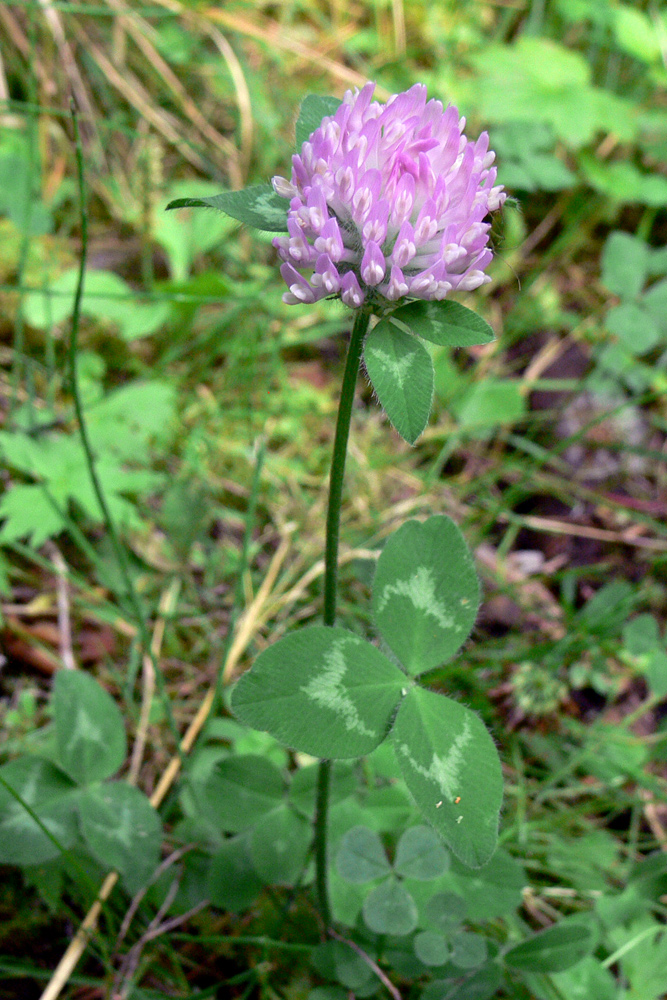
[207,833,264,912]
[468,38,636,148]
[199,755,284,832]
[230,727,289,769]
[596,853,667,930]
[22,270,84,328]
[556,0,608,30]
[0,381,175,472]
[383,939,427,980]
[328,865,369,928]
[372,516,479,675]
[311,940,376,993]
[0,485,65,548]
[249,803,311,885]
[362,876,418,935]
[450,932,488,970]
[329,948,376,994]
[78,782,162,893]
[503,919,596,972]
[295,95,343,147]
[394,825,449,880]
[455,380,525,431]
[605,303,661,355]
[546,830,620,893]
[22,268,170,340]
[614,918,667,1000]
[612,6,663,64]
[581,155,667,208]
[491,121,577,192]
[0,129,51,235]
[581,722,648,784]
[364,321,434,444]
[360,784,417,832]
[335,825,391,883]
[53,671,127,785]
[424,891,468,930]
[156,180,240,282]
[646,243,667,280]
[421,963,503,1000]
[164,849,211,915]
[0,759,78,865]
[231,626,406,758]
[0,380,175,546]
[391,687,503,868]
[551,956,617,1000]
[0,451,159,544]
[110,299,170,342]
[642,278,667,334]
[0,431,159,534]
[391,300,495,348]
[645,650,667,699]
[166,184,289,234]
[308,989,349,1000]
[577,579,635,636]
[414,931,450,967]
[623,613,662,656]
[23,856,67,911]
[595,342,653,393]
[366,739,404,780]
[86,381,176,460]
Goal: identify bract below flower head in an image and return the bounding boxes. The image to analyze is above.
[272,82,506,309]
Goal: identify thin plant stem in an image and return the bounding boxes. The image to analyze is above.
[69,105,181,754]
[11,8,37,419]
[323,310,371,628]
[315,308,371,929]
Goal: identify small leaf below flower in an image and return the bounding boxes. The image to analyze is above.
[166,185,289,233]
[364,320,434,444]
[391,300,495,348]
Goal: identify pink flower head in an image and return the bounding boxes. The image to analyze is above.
[272,83,505,309]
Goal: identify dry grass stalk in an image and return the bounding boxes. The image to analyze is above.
[37,0,100,149]
[128,579,180,785]
[148,0,254,176]
[45,543,77,670]
[68,18,211,175]
[102,0,244,186]
[499,512,667,552]
[204,7,388,97]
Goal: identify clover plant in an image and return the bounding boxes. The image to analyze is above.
[170,83,507,919]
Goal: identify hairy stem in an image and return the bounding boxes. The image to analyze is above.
[314,308,371,929]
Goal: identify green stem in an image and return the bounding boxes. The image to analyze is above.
[314,308,371,929]
[70,108,182,754]
[323,310,371,626]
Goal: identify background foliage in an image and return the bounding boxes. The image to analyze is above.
[1,0,667,998]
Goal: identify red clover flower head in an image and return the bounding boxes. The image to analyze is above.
[272,82,506,310]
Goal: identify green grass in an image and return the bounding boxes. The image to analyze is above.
[1,0,667,997]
